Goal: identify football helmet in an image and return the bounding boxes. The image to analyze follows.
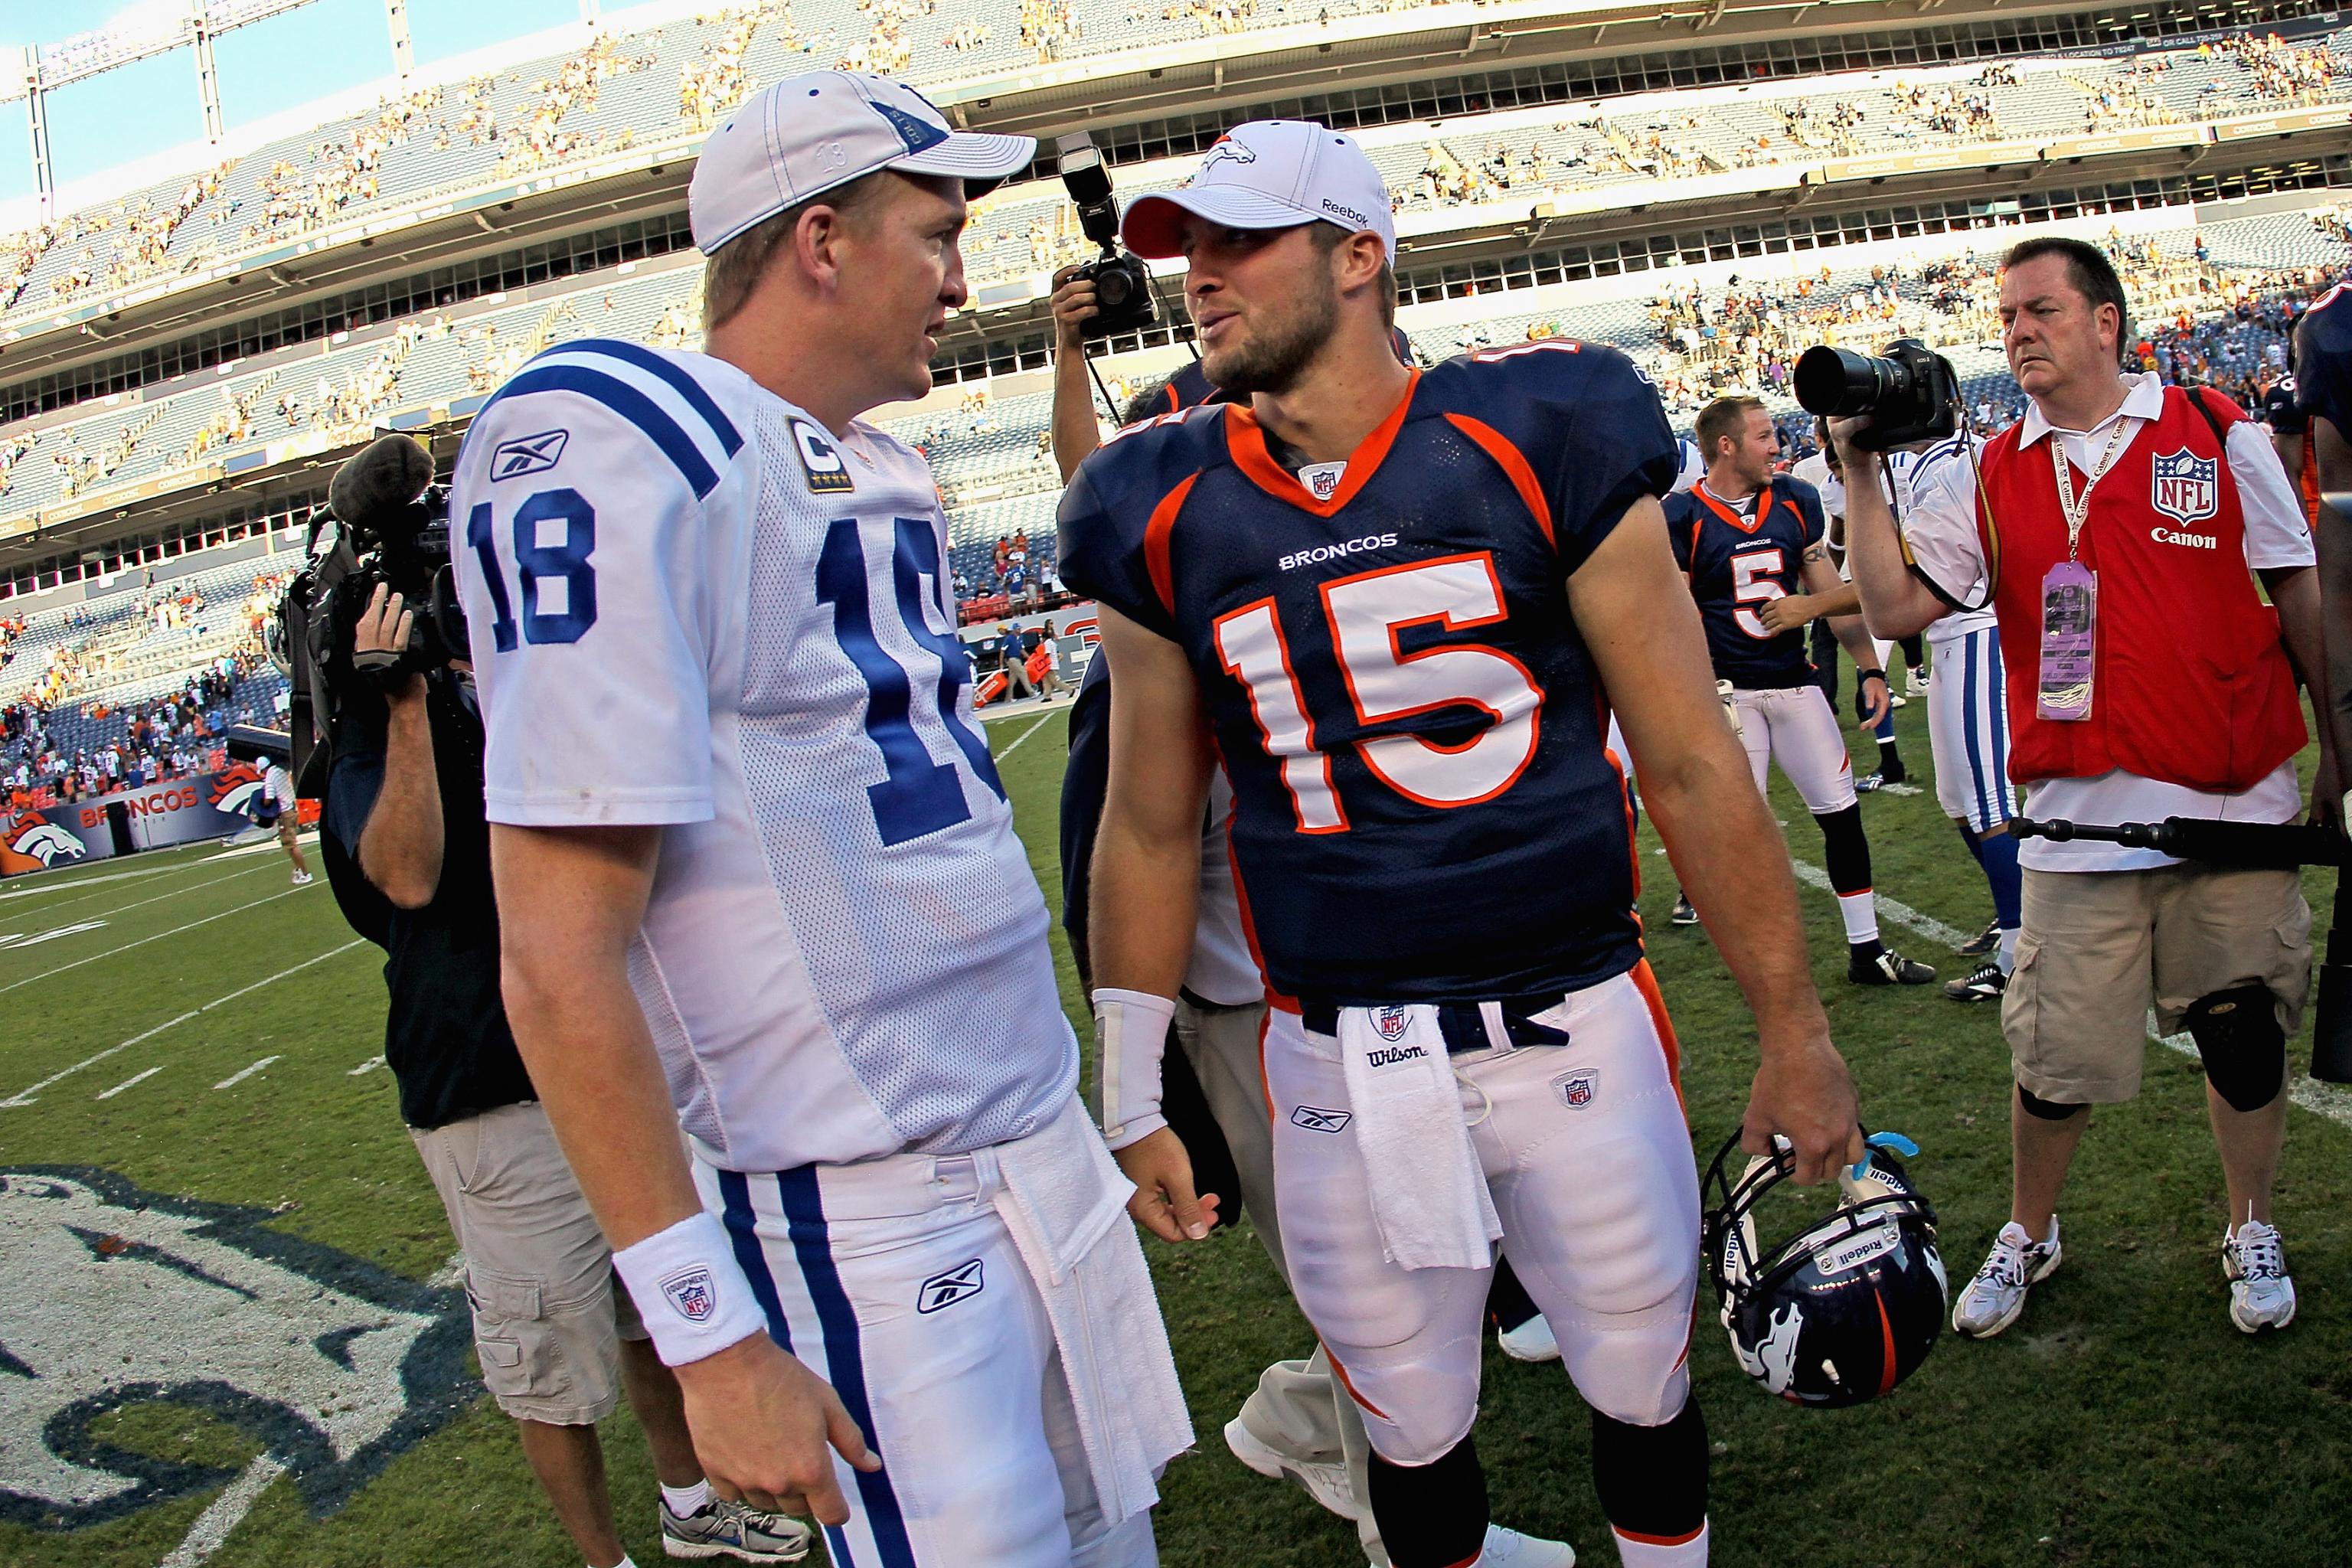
[1700,1130,1946,1407]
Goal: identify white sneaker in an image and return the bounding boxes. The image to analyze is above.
[1479,1524,1575,1566]
[2223,1218,2298,1333]
[1223,1416,1363,1521]
[291,870,313,886]
[1952,1217,2063,1338]
[1496,1311,1560,1363]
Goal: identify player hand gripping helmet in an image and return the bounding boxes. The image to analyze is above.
[1700,1130,1946,1407]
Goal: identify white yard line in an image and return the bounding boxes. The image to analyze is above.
[992,708,1060,763]
[1791,859,2352,1132]
[213,1056,281,1090]
[0,881,315,998]
[348,1056,386,1076]
[156,1455,287,1568]
[96,1065,165,1101]
[0,939,368,1106]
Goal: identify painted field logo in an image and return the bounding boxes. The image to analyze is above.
[207,762,265,817]
[917,1259,985,1314]
[1374,1005,1411,1042]
[2150,448,2218,525]
[0,1166,471,1534]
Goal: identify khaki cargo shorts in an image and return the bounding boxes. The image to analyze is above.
[410,1099,644,1426]
[2004,863,2311,1106]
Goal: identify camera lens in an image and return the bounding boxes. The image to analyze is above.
[1096,268,1132,308]
[1794,346,1888,418]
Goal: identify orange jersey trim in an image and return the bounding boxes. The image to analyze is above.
[1143,472,1200,619]
[1442,412,1555,548]
[1224,370,1420,518]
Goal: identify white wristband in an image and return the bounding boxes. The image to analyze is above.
[612,1211,767,1367]
[1093,987,1178,1152]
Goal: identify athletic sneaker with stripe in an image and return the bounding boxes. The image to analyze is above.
[1952,1217,2063,1338]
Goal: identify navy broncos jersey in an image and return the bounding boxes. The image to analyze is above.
[2297,280,2352,439]
[1058,341,1676,1007]
[1664,476,1827,692]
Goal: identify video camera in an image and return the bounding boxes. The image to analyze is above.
[273,434,472,789]
[1795,338,1962,452]
[1056,132,1157,341]
[2014,815,2352,1083]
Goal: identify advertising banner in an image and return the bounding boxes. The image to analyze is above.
[0,763,299,877]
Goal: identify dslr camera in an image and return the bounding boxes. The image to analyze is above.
[1057,132,1157,341]
[1795,338,1961,451]
[273,434,472,787]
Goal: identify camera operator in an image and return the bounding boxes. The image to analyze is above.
[325,578,808,1568]
[1838,235,2329,1342]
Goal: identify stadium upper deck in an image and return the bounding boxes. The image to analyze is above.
[0,0,2347,604]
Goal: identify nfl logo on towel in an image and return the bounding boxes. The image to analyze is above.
[2150,448,2218,525]
[1374,1005,1410,1041]
[662,1267,717,1322]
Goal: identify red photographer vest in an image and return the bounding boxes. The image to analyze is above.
[1975,384,2305,792]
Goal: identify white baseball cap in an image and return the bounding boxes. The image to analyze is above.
[1122,120,1395,264]
[689,71,1037,254]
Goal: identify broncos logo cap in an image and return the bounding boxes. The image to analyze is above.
[1122,119,1395,264]
[689,71,1037,254]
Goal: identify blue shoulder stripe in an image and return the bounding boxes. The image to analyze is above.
[477,364,722,498]
[553,338,744,458]
[1911,433,1969,489]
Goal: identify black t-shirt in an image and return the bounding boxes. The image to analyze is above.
[324,672,534,1131]
[2262,380,2307,436]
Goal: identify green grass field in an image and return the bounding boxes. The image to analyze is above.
[6,695,2352,1568]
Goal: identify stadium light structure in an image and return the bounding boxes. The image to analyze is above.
[0,0,599,214]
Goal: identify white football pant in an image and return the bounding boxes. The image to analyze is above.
[1730,684,1857,813]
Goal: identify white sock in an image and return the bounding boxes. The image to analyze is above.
[1998,926,2020,975]
[662,1480,713,1516]
[1835,889,1879,947]
[599,1556,638,1568]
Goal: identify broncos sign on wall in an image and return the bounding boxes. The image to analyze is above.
[0,765,282,876]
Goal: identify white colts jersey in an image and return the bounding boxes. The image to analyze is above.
[1670,436,1706,495]
[1905,434,1996,643]
[452,339,1076,1172]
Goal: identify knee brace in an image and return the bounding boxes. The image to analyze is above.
[1367,1435,1488,1568]
[1590,1398,1708,1543]
[2184,984,2287,1113]
[1816,802,1873,896]
[2017,1085,2086,1121]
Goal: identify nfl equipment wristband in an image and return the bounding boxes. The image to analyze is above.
[612,1212,767,1367]
[1093,988,1178,1152]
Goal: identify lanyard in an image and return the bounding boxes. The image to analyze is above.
[2047,413,2135,560]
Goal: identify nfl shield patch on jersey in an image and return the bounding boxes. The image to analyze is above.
[2150,448,2219,525]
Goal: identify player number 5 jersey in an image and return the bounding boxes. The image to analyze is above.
[451,339,1075,1173]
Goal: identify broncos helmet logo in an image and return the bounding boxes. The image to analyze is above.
[208,763,264,817]
[7,813,85,868]
[1731,1300,1806,1396]
[1197,137,1259,178]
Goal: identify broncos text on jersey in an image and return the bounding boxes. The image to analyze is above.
[1057,341,1678,1008]
[450,338,1076,1174]
[1664,476,1828,692]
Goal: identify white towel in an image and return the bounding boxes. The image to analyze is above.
[1336,1004,1501,1272]
[993,1096,1194,1525]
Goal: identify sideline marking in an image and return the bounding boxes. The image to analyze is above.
[0,920,106,950]
[992,707,1060,764]
[214,1056,281,1090]
[348,1057,386,1076]
[96,1065,165,1100]
[1788,859,2352,1132]
[0,939,368,1106]
[0,880,317,998]
[156,1455,288,1568]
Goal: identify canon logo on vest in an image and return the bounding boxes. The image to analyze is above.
[2151,524,2219,550]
